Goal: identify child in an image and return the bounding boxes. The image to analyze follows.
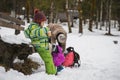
[63,47,81,67]
[52,44,65,72]
[24,10,56,75]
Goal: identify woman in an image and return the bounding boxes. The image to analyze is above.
[24,10,56,75]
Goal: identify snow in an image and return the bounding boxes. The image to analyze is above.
[0,21,120,80]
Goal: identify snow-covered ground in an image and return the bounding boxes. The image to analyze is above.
[0,21,120,80]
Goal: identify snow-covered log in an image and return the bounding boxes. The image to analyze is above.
[0,38,33,71]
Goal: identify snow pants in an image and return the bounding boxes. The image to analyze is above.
[35,47,57,74]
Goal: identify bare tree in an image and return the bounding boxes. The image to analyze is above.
[49,0,54,23]
[88,0,95,32]
[66,0,72,33]
[95,8,99,29]
[30,0,34,18]
[77,0,83,33]
[25,0,30,23]
[107,0,112,35]
[99,0,103,30]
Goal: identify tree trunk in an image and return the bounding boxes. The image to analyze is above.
[117,4,120,31]
[108,0,112,35]
[99,0,103,30]
[54,12,58,23]
[118,20,120,31]
[49,0,54,23]
[88,0,95,32]
[31,0,34,18]
[89,19,93,31]
[95,10,99,29]
[78,0,83,33]
[66,0,72,33]
[26,0,30,23]
[12,0,16,18]
[71,10,74,27]
[114,20,116,28]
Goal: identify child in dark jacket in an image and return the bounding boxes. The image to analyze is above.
[63,47,81,67]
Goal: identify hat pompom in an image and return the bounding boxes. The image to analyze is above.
[34,9,39,14]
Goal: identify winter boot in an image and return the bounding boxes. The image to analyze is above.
[57,65,64,72]
[78,63,80,67]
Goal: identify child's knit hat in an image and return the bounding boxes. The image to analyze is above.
[33,9,46,23]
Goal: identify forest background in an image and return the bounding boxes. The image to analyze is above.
[0,0,120,34]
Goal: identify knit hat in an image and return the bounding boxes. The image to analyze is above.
[33,10,46,23]
[66,47,74,52]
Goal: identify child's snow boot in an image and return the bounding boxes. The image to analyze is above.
[57,65,64,72]
[78,63,80,67]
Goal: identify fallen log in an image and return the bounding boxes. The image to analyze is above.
[0,12,25,25]
[0,19,24,30]
[0,38,33,71]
